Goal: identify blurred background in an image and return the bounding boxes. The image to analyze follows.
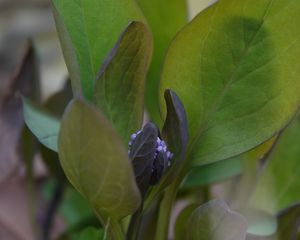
[0,0,215,239]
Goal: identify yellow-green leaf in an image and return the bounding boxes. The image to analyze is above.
[159,0,300,167]
[51,0,145,100]
[94,21,152,143]
[58,98,141,221]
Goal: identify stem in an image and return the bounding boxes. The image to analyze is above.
[42,179,65,240]
[96,214,124,240]
[155,162,187,240]
[125,205,143,240]
[155,184,177,240]
[107,219,124,240]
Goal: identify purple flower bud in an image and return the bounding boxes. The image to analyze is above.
[131,133,137,140]
[157,145,163,151]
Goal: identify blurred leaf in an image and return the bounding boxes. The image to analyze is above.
[0,42,40,183]
[94,21,152,143]
[51,0,145,100]
[159,0,300,167]
[250,114,300,213]
[137,0,188,124]
[59,186,95,227]
[23,99,60,152]
[275,203,300,240]
[45,80,72,118]
[175,203,198,240]
[239,208,277,237]
[229,137,277,208]
[129,122,158,197]
[72,227,104,240]
[39,81,72,177]
[58,98,141,221]
[187,199,247,240]
[183,158,242,188]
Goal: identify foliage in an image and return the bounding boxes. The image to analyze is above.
[20,0,300,239]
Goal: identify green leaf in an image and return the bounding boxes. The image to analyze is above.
[229,137,277,208]
[250,114,300,213]
[51,0,145,100]
[72,227,104,240]
[175,203,198,240]
[183,157,242,188]
[58,98,141,221]
[239,208,277,237]
[275,204,300,240]
[187,199,247,240]
[23,99,60,152]
[159,0,300,167]
[45,80,73,118]
[59,186,95,227]
[94,21,152,143]
[144,90,188,207]
[137,0,188,124]
[162,89,189,166]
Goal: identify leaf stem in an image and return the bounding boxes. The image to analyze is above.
[155,164,187,240]
[155,184,176,240]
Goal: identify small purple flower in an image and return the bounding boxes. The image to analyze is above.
[128,130,173,164]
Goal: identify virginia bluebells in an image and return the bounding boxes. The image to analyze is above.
[128,128,173,186]
[129,131,173,164]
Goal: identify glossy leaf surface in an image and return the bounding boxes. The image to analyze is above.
[58,99,141,220]
[94,21,152,143]
[137,0,188,123]
[160,0,300,167]
[51,0,145,100]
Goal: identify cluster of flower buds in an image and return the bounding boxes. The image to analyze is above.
[129,131,173,168]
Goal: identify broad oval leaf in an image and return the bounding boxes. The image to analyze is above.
[250,113,300,214]
[137,0,188,124]
[159,0,300,167]
[187,199,247,240]
[94,21,153,143]
[51,0,145,100]
[23,99,60,152]
[58,98,141,220]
